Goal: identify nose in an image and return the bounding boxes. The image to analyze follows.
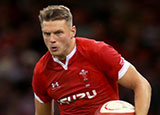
[50,33,56,43]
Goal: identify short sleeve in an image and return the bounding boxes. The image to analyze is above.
[95,43,130,81]
[118,59,130,80]
[32,67,52,103]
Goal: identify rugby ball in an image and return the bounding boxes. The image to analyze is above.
[99,100,135,115]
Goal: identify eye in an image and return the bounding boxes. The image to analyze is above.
[43,32,51,36]
[54,30,64,36]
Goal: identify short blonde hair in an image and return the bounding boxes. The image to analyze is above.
[39,5,73,27]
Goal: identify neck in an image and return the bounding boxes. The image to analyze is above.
[55,38,76,61]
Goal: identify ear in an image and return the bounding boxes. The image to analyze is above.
[71,25,76,38]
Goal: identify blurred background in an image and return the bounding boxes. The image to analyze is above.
[0,0,160,114]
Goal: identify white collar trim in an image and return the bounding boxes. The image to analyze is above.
[52,45,77,70]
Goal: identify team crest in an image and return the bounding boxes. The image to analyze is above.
[79,69,88,81]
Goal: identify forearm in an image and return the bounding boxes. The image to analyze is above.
[35,98,53,115]
[134,78,151,115]
[35,109,52,115]
[118,65,152,115]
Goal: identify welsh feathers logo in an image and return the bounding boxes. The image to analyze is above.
[79,69,88,81]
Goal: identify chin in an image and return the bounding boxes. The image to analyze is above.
[50,52,61,57]
[49,51,58,56]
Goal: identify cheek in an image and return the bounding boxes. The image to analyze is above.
[43,38,49,46]
[43,35,50,41]
[58,38,70,49]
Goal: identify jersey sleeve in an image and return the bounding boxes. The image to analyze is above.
[94,42,130,81]
[32,65,52,103]
[118,58,130,80]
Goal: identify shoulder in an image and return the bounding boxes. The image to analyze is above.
[76,37,105,47]
[76,37,114,56]
[33,51,52,75]
[32,51,52,89]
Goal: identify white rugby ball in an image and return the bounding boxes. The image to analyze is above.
[99,100,135,115]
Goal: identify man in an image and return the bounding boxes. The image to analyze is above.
[32,5,151,115]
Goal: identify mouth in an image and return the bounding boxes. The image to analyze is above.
[51,47,58,52]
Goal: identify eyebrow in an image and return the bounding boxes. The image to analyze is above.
[54,30,64,34]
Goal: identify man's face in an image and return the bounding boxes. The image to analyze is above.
[41,20,76,59]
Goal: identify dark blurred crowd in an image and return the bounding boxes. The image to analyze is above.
[0,0,160,115]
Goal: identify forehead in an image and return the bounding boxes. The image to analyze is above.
[41,20,69,32]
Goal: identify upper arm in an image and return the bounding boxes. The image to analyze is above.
[118,64,150,90]
[35,98,53,115]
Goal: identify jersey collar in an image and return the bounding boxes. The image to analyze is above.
[52,45,77,70]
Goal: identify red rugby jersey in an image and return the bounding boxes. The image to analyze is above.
[32,37,130,115]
